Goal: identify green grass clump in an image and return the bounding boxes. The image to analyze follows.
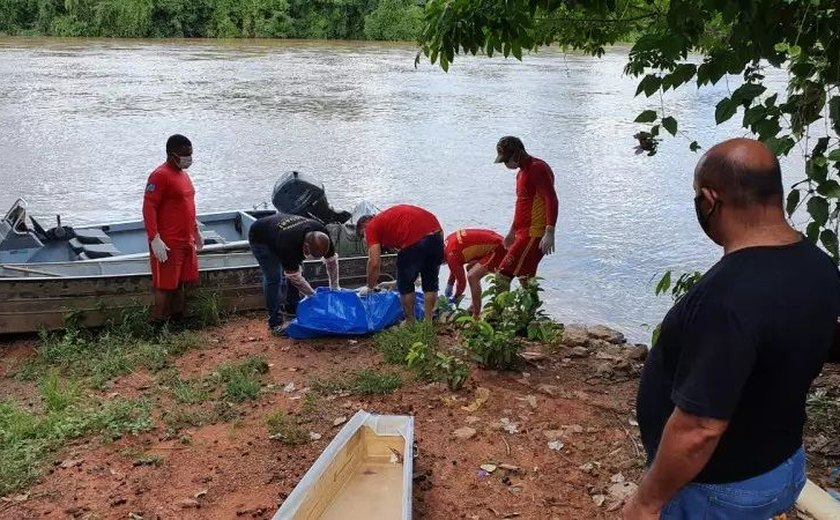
[311,369,402,396]
[0,372,153,496]
[375,322,436,364]
[266,411,309,446]
[215,357,269,403]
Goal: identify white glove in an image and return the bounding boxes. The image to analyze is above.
[444,284,454,299]
[356,286,371,297]
[150,235,169,263]
[376,281,396,292]
[195,229,204,252]
[539,227,555,255]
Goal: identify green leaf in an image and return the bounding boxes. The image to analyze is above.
[830,97,840,135]
[817,180,840,199]
[820,229,839,260]
[766,136,795,156]
[650,124,660,137]
[655,271,672,296]
[807,159,829,183]
[786,189,800,217]
[689,141,701,152]
[714,98,737,124]
[774,42,788,52]
[511,41,522,60]
[806,222,820,243]
[661,117,678,136]
[732,83,767,104]
[807,196,829,226]
[635,75,662,97]
[828,149,840,162]
[788,45,802,58]
[634,110,658,123]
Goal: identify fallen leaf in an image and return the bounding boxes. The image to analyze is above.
[592,494,606,507]
[610,473,625,483]
[309,432,322,441]
[60,459,84,469]
[283,382,296,393]
[507,485,524,495]
[608,481,638,502]
[333,416,347,427]
[500,418,519,434]
[452,427,477,440]
[461,387,491,412]
[480,464,498,473]
[579,462,595,473]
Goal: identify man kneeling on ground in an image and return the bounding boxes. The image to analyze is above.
[248,212,339,335]
[356,204,444,323]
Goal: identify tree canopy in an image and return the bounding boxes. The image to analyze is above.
[418,0,840,258]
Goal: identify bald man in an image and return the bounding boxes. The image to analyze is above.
[248,213,339,334]
[623,139,840,520]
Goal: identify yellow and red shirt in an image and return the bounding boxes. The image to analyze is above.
[512,156,558,238]
[445,228,505,297]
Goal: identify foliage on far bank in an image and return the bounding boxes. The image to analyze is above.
[0,0,423,41]
[418,0,840,260]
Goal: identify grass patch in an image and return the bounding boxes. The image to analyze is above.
[806,389,840,438]
[266,410,309,446]
[18,323,202,390]
[0,373,154,496]
[215,357,269,402]
[311,369,402,396]
[187,289,224,328]
[375,322,436,364]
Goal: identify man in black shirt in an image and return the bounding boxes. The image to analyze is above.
[248,212,339,334]
[625,139,840,519]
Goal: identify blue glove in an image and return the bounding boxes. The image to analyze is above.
[444,284,454,299]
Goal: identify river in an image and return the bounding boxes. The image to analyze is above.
[0,38,800,342]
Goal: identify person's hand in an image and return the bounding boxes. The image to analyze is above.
[195,229,204,252]
[444,284,454,299]
[504,230,515,249]
[621,494,661,520]
[467,303,480,320]
[356,286,372,297]
[539,226,555,255]
[150,235,169,263]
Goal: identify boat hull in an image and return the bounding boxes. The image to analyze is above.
[0,254,396,335]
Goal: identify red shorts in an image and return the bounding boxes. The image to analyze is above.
[477,244,507,272]
[150,245,199,291]
[499,236,544,278]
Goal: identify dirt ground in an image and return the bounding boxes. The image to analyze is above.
[0,317,837,520]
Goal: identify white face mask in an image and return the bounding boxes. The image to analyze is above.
[178,155,193,170]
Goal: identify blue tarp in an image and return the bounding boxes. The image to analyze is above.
[285,288,424,339]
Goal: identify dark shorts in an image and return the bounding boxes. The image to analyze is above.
[397,232,444,295]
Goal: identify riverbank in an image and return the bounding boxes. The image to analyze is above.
[0,316,836,519]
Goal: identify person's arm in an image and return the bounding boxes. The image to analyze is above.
[324,254,339,289]
[195,220,204,252]
[533,163,559,254]
[285,268,315,297]
[142,171,165,241]
[447,256,468,298]
[624,409,728,517]
[366,244,382,289]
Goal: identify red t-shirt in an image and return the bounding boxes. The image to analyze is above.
[365,204,441,250]
[445,228,504,295]
[142,162,197,246]
[512,156,559,238]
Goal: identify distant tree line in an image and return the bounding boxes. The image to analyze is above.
[0,0,424,40]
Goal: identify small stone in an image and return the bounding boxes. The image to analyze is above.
[592,494,606,507]
[608,481,638,502]
[537,384,561,397]
[579,462,595,474]
[309,432,322,441]
[283,382,296,393]
[480,464,498,473]
[60,459,84,469]
[452,427,477,440]
[629,418,639,427]
[588,325,626,344]
[547,440,564,451]
[177,498,200,509]
[569,346,590,358]
[333,416,347,427]
[626,344,649,362]
[610,473,625,483]
[525,395,537,409]
[194,489,208,499]
[247,337,257,342]
[507,485,524,495]
[499,418,519,434]
[109,498,127,507]
[543,430,563,441]
[464,416,481,425]
[562,324,590,346]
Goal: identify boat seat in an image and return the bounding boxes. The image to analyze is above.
[73,228,111,245]
[76,243,121,259]
[68,238,86,254]
[201,230,226,245]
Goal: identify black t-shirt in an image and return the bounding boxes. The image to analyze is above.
[248,212,335,271]
[637,240,840,483]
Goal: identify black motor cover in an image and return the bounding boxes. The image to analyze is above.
[271,171,351,224]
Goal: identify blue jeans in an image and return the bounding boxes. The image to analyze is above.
[251,243,286,328]
[661,447,806,519]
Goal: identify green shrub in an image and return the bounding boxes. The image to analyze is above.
[266,411,309,446]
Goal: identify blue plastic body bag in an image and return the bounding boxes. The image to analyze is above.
[285,288,424,339]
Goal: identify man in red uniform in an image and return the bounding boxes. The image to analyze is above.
[494,136,558,289]
[142,134,203,321]
[356,204,444,323]
[443,228,506,319]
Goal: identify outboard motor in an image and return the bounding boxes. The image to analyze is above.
[271,171,351,224]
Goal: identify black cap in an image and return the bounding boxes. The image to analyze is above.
[494,136,525,163]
